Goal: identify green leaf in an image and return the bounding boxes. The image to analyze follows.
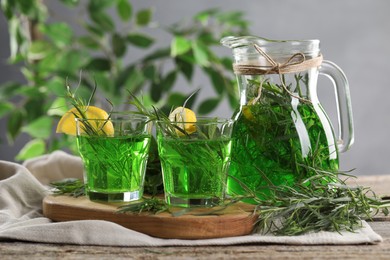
[175,56,193,82]
[36,50,61,75]
[88,0,115,12]
[85,24,104,37]
[22,116,53,139]
[20,67,35,83]
[31,2,48,22]
[226,80,239,109]
[134,94,154,108]
[204,68,225,95]
[8,16,26,62]
[227,88,239,109]
[57,50,88,73]
[194,8,218,25]
[92,72,115,99]
[0,101,14,118]
[15,139,46,161]
[192,41,210,67]
[162,91,198,111]
[111,33,127,57]
[7,109,24,143]
[85,57,111,71]
[28,40,52,60]
[1,0,15,19]
[59,0,80,7]
[78,36,100,49]
[117,0,132,21]
[142,48,170,63]
[143,65,157,82]
[48,97,68,116]
[150,81,162,102]
[0,82,23,99]
[90,11,115,32]
[24,97,45,122]
[167,92,187,107]
[198,97,220,115]
[161,71,177,91]
[17,0,35,15]
[127,33,154,48]
[216,11,245,24]
[198,31,217,45]
[15,86,42,98]
[220,57,234,71]
[39,22,73,47]
[171,36,191,57]
[136,8,152,26]
[124,67,145,93]
[115,65,134,89]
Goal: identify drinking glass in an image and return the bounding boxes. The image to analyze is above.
[156,117,234,208]
[76,113,152,202]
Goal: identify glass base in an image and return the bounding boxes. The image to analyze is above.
[87,190,141,202]
[165,194,222,208]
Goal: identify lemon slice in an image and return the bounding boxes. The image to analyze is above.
[56,106,114,136]
[242,105,254,121]
[169,106,197,135]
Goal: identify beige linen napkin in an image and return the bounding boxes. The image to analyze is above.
[0,151,383,246]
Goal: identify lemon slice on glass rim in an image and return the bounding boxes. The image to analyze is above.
[168,106,197,135]
[56,106,114,136]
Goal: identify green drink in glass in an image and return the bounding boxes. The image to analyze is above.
[228,102,339,201]
[156,117,234,208]
[76,114,152,202]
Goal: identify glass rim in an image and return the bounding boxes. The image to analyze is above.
[155,117,234,124]
[75,114,150,122]
[221,35,320,48]
[221,35,321,58]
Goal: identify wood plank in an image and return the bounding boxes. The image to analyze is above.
[1,236,389,260]
[43,195,257,239]
[347,174,390,198]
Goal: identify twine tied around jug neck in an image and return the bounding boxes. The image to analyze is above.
[233,44,323,75]
[233,44,324,103]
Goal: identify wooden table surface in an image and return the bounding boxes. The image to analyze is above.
[1,175,390,260]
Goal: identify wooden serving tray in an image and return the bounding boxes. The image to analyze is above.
[43,195,257,239]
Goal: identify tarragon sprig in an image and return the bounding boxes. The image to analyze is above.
[117,197,169,215]
[50,178,85,198]
[243,166,390,236]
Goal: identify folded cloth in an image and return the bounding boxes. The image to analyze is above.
[23,150,83,185]
[0,151,383,246]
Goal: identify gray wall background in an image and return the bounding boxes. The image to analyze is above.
[1,0,389,176]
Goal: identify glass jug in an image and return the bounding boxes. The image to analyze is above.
[221,36,354,201]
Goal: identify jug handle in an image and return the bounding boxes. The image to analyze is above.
[318,60,354,153]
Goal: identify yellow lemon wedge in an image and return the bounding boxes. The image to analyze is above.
[168,106,197,135]
[56,106,114,136]
[242,105,254,121]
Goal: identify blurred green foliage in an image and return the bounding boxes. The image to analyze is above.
[0,0,249,161]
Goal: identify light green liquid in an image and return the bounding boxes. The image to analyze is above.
[228,103,339,202]
[77,135,151,202]
[157,136,232,207]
